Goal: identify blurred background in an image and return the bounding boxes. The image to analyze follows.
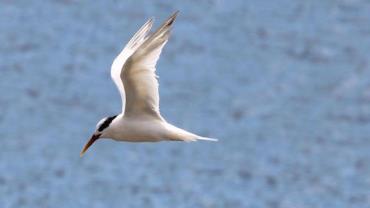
[1,0,370,207]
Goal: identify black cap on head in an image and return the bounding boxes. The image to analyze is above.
[97,115,117,132]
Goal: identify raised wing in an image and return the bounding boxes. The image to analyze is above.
[122,11,178,119]
[111,18,153,112]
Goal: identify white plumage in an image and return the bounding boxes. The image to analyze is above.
[81,11,217,156]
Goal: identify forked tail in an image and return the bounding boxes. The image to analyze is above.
[197,136,218,142]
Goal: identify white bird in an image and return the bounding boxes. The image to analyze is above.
[80,11,217,156]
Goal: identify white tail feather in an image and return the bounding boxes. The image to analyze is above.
[197,137,218,142]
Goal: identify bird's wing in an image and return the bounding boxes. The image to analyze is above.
[111,18,154,112]
[122,11,178,119]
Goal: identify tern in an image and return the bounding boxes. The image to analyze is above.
[80,11,217,156]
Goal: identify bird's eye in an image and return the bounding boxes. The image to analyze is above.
[96,118,107,130]
[96,115,117,132]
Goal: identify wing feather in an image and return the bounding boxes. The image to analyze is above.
[122,11,178,119]
[111,17,153,112]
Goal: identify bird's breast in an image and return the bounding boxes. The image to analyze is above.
[109,118,166,142]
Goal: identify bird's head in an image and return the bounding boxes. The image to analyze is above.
[80,115,117,157]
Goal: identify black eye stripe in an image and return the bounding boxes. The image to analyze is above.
[98,115,117,132]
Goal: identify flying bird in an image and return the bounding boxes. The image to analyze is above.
[80,11,217,156]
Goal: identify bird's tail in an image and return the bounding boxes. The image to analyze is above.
[196,136,218,142]
[164,123,218,142]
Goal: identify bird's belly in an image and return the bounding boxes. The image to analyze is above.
[110,120,166,142]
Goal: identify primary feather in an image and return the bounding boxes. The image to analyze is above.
[110,18,154,113]
[122,11,178,119]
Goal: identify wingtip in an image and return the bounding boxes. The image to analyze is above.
[166,10,180,26]
[146,17,154,27]
[149,16,155,23]
[173,10,180,17]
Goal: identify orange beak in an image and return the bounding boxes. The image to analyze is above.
[80,133,101,157]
